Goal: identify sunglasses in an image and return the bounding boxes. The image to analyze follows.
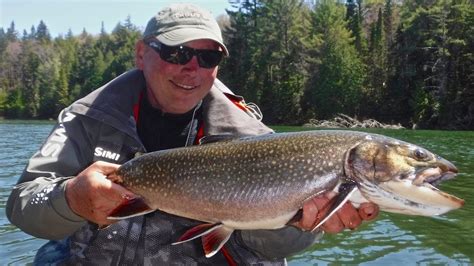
[146,41,224,69]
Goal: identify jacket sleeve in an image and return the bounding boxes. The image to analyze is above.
[236,226,323,260]
[6,110,95,240]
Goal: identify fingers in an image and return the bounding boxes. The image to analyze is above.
[297,199,319,230]
[311,194,344,234]
[294,192,344,232]
[294,191,380,234]
[88,160,121,175]
[358,202,379,221]
[336,202,361,230]
[65,161,134,226]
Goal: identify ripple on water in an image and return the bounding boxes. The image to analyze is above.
[2,124,474,265]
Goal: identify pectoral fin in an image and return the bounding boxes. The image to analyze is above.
[202,226,234,258]
[107,196,154,220]
[172,223,234,258]
[310,182,358,232]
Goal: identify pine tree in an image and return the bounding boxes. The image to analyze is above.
[19,41,41,117]
[346,0,367,54]
[302,0,366,119]
[36,20,51,42]
[6,21,18,42]
[258,0,310,123]
[220,0,262,100]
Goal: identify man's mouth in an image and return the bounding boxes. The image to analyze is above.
[171,80,199,91]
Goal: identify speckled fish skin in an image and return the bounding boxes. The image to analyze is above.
[113,130,463,229]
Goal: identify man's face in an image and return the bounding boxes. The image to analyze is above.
[136,39,220,114]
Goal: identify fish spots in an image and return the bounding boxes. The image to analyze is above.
[117,131,378,218]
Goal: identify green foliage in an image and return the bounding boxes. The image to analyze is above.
[302,0,366,120]
[381,0,473,129]
[0,18,140,119]
[0,1,472,129]
[4,89,25,118]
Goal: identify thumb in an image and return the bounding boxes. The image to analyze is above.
[92,161,121,176]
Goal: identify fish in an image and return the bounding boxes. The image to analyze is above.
[107,130,464,258]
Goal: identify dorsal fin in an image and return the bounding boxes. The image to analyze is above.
[199,133,274,145]
[199,135,245,145]
[134,151,145,158]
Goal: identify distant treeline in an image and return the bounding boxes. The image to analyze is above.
[0,0,472,129]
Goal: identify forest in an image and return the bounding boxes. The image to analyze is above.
[0,0,472,129]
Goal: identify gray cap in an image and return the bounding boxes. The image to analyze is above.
[143,3,229,55]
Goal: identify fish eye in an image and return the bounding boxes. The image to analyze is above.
[414,149,428,160]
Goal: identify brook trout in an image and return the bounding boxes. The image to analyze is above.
[108,130,464,258]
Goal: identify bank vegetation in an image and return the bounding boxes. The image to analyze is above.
[0,0,472,129]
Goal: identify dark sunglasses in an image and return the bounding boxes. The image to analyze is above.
[146,41,224,69]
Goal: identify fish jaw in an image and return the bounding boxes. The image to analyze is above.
[357,178,464,216]
[346,139,464,216]
[375,179,464,215]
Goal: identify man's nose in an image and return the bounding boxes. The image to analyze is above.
[183,55,200,71]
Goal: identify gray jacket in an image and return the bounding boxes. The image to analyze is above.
[6,69,318,265]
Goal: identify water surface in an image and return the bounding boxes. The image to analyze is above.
[1,121,472,264]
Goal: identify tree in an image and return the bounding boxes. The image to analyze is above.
[221,0,311,124]
[367,7,387,105]
[439,0,474,129]
[302,0,366,119]
[36,20,52,42]
[220,0,262,101]
[104,18,140,80]
[18,41,41,117]
[257,0,310,123]
[6,21,18,42]
[346,0,367,54]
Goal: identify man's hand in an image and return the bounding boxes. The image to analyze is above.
[294,191,379,233]
[65,161,135,226]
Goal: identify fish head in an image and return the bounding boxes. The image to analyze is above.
[345,137,464,216]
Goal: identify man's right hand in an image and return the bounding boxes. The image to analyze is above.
[65,161,135,226]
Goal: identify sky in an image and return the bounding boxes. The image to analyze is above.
[0,0,233,37]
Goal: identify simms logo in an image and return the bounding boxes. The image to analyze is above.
[94,147,121,161]
[40,112,75,157]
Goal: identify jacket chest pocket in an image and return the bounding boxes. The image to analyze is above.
[92,129,141,164]
[93,143,123,163]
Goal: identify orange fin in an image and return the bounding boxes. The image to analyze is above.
[172,223,234,258]
[202,226,234,258]
[310,182,358,232]
[107,196,154,220]
[172,223,223,245]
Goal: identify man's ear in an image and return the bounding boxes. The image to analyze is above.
[135,40,146,69]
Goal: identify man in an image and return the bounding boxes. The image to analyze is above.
[7,3,378,265]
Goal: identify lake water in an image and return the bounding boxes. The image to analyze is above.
[1,121,473,265]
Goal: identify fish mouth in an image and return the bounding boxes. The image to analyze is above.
[412,167,458,188]
[367,163,464,216]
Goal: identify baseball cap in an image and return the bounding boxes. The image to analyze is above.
[143,3,229,56]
